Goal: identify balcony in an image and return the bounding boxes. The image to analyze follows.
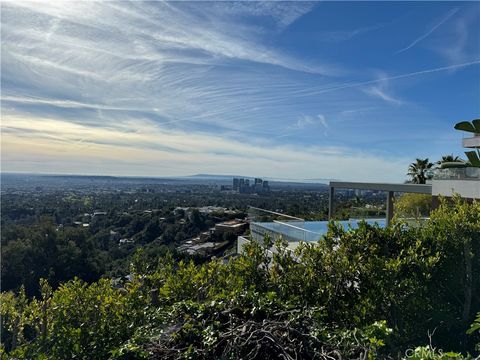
[462,134,480,149]
[433,167,480,181]
[242,207,386,252]
[432,167,480,199]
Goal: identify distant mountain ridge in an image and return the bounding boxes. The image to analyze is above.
[1,172,332,189]
[189,174,334,184]
[188,174,247,180]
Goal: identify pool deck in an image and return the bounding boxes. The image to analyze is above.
[251,219,387,243]
[329,181,432,226]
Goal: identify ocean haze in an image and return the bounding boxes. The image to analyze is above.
[0,173,331,192]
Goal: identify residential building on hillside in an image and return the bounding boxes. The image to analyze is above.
[432,123,480,199]
[237,121,479,256]
[215,220,248,236]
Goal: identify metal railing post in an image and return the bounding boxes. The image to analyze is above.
[328,186,335,220]
[386,191,394,226]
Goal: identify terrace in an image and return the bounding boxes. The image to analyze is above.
[431,120,480,199]
[433,167,480,180]
[237,120,479,255]
[237,207,386,253]
[328,182,432,226]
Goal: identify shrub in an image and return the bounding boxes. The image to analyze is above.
[1,198,479,359]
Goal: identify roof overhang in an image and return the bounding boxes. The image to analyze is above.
[462,135,480,148]
[329,181,432,194]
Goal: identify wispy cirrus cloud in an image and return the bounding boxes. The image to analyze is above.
[291,115,316,130]
[317,24,385,42]
[1,1,479,181]
[284,113,328,138]
[0,0,341,135]
[318,114,328,129]
[364,84,403,106]
[292,60,480,99]
[428,6,480,66]
[1,1,333,75]
[1,113,410,182]
[201,2,317,30]
[396,7,459,53]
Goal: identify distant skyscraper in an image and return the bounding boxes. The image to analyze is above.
[235,177,269,193]
[239,178,245,192]
[233,178,240,190]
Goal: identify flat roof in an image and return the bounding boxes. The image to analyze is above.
[330,181,432,194]
[216,221,245,228]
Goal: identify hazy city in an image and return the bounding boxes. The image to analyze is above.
[1,1,479,359]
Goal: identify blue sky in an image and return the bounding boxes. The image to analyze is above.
[1,1,479,182]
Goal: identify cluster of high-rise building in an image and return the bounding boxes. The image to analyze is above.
[233,177,270,194]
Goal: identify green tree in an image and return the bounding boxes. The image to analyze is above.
[394,193,433,219]
[2,198,479,359]
[407,158,434,184]
[1,278,147,359]
[420,197,480,351]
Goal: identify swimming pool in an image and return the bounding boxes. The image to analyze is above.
[250,219,386,243]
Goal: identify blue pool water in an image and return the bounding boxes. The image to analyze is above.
[300,219,386,234]
[251,219,386,242]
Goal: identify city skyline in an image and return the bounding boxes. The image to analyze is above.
[1,1,479,182]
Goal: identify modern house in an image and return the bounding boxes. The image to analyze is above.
[329,120,479,224]
[236,207,386,254]
[237,120,479,254]
[328,182,432,226]
[432,120,480,199]
[215,220,248,236]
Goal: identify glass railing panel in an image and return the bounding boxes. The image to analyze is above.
[247,206,304,222]
[433,167,480,180]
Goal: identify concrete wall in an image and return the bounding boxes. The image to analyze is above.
[432,179,480,199]
[215,222,248,235]
[237,236,250,254]
[236,235,296,259]
[462,135,480,148]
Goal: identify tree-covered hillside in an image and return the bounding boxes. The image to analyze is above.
[1,198,479,359]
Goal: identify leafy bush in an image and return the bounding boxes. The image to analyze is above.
[1,198,479,359]
[395,193,433,218]
[1,278,148,359]
[467,312,480,352]
[402,346,467,360]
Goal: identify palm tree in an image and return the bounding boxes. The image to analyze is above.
[407,158,434,184]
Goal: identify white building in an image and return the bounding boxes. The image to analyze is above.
[432,124,480,199]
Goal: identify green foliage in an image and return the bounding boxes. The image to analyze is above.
[1,198,479,359]
[419,197,480,350]
[467,313,480,335]
[402,346,467,360]
[128,296,390,360]
[407,158,434,184]
[0,201,234,295]
[1,278,148,359]
[467,313,480,353]
[395,193,433,218]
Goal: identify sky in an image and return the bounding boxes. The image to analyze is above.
[1,1,479,182]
